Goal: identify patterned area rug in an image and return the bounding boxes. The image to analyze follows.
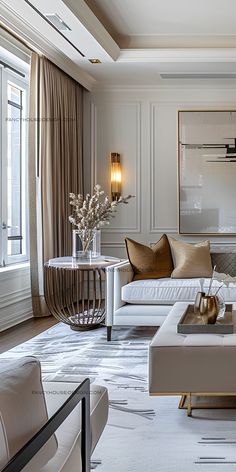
[1,323,236,471]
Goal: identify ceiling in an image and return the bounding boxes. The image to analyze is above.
[1,0,236,89]
[84,0,236,46]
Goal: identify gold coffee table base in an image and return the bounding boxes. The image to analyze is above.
[151,391,236,417]
[179,393,236,416]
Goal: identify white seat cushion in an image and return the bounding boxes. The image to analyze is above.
[122,278,236,304]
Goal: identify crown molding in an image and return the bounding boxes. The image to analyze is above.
[92,84,236,93]
[118,34,236,49]
[0,26,31,63]
[118,48,236,63]
[0,1,96,90]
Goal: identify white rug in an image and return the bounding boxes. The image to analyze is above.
[1,323,236,471]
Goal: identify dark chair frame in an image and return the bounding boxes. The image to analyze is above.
[1,378,91,472]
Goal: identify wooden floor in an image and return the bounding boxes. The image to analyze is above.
[0,316,58,354]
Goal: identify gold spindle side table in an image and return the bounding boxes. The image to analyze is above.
[44,256,119,331]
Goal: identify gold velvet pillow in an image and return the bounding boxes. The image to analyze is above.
[169,237,213,278]
[125,234,174,280]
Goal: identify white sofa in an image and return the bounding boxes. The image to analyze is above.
[106,251,236,341]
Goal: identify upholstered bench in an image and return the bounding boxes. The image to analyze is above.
[149,301,236,416]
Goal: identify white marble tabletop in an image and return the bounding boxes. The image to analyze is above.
[45,256,121,269]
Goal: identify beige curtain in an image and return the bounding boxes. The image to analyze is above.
[29,53,84,316]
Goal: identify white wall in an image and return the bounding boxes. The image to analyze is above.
[84,86,236,258]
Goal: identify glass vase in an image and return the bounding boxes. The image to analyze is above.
[216,293,226,319]
[72,229,101,261]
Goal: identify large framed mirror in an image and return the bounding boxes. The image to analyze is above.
[178,110,236,235]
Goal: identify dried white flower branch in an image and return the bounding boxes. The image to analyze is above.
[69,185,134,251]
[214,271,236,287]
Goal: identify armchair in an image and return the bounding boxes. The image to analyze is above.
[0,356,108,472]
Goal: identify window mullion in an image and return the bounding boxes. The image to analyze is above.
[1,69,8,267]
[0,69,29,267]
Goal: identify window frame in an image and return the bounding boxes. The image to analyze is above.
[0,68,29,266]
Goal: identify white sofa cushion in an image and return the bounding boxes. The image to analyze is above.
[122,278,236,305]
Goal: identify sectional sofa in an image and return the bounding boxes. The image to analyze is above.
[106,249,236,341]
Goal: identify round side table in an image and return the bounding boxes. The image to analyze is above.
[44,256,120,330]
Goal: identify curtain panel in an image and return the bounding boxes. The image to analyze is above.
[29,53,84,317]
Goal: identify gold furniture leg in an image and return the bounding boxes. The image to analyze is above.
[187,393,192,417]
[178,395,186,409]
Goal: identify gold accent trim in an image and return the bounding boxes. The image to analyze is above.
[178,395,185,409]
[150,391,236,416]
[187,393,192,417]
[179,394,236,411]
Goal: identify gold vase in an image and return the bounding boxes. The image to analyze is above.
[199,295,219,324]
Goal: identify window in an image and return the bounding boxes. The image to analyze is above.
[0,68,29,266]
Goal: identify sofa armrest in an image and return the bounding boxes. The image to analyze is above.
[114,261,134,311]
[106,260,132,325]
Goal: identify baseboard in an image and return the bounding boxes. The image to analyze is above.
[0,309,33,332]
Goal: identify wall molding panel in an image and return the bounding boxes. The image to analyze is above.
[150,102,157,233]
[101,242,125,248]
[0,288,31,309]
[149,101,178,234]
[90,102,98,193]
[91,99,141,234]
[0,308,33,332]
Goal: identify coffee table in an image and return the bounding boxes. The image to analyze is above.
[149,301,236,416]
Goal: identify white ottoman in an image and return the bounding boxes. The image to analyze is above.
[149,302,236,415]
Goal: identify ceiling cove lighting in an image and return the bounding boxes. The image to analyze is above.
[89,59,101,64]
[23,0,84,57]
[111,153,122,201]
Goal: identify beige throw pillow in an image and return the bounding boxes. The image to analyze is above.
[125,234,173,280]
[169,237,213,278]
